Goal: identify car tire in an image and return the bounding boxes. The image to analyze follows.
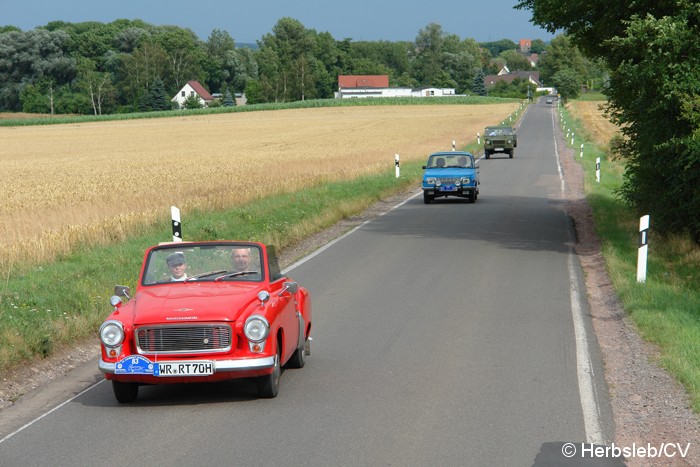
[485,151,490,160]
[257,343,281,398]
[423,192,432,204]
[509,149,514,159]
[286,338,306,369]
[112,380,139,403]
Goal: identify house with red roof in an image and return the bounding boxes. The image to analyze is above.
[335,75,456,99]
[171,80,214,108]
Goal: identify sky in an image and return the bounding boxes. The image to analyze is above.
[2,0,555,44]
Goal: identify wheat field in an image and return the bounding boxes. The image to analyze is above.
[0,103,520,268]
[566,101,619,148]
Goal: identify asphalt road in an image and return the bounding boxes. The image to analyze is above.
[0,99,614,466]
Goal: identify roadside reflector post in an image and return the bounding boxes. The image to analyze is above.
[171,206,182,242]
[452,140,456,151]
[571,133,575,145]
[596,157,601,183]
[395,154,400,178]
[580,143,584,158]
[637,215,650,283]
[477,133,480,145]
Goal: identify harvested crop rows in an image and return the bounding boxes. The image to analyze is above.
[0,103,519,267]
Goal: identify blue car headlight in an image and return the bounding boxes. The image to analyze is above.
[461,177,471,185]
[425,177,436,185]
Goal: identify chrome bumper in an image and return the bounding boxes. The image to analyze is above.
[99,356,276,374]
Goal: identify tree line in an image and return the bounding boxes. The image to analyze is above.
[0,17,602,115]
[517,0,700,243]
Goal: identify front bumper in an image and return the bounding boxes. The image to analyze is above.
[99,356,276,374]
[423,186,476,196]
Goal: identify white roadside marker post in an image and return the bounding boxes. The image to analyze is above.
[580,143,584,158]
[477,133,480,145]
[395,154,400,178]
[571,133,575,145]
[596,157,601,183]
[637,215,650,283]
[452,140,456,151]
[171,206,182,242]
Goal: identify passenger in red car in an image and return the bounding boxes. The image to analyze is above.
[166,252,187,281]
[232,247,252,272]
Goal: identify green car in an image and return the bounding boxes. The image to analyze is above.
[484,126,517,159]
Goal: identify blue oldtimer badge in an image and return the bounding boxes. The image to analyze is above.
[115,355,160,376]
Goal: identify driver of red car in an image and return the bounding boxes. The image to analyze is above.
[166,252,188,281]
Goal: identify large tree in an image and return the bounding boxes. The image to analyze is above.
[0,29,76,111]
[517,0,700,242]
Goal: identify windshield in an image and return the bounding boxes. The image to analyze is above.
[143,244,264,285]
[485,127,513,136]
[426,154,473,169]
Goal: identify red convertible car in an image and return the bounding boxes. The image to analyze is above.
[98,241,312,403]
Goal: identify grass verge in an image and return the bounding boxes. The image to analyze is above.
[560,100,700,412]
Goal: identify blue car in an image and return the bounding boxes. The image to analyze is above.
[421,151,480,204]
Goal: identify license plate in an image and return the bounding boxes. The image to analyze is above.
[157,361,214,377]
[440,185,457,192]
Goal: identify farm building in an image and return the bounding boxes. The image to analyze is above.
[335,75,456,99]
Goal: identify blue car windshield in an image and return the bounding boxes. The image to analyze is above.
[427,154,473,169]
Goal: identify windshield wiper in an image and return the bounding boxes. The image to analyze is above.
[184,270,227,282]
[214,270,261,281]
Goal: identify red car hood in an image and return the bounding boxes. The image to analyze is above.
[130,282,262,325]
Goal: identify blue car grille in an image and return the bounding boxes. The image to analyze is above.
[436,177,459,184]
[135,324,233,354]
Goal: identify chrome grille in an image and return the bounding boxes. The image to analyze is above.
[135,324,232,355]
[437,177,459,184]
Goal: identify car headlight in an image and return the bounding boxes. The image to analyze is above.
[507,139,513,144]
[244,315,270,343]
[425,177,436,185]
[455,180,461,186]
[461,177,471,185]
[485,139,491,144]
[435,180,442,187]
[100,320,124,347]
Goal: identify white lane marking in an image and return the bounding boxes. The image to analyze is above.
[0,380,105,444]
[552,107,605,444]
[282,191,421,274]
[568,253,605,445]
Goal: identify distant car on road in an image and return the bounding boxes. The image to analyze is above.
[484,125,517,159]
[421,151,479,204]
[546,98,553,104]
[98,241,312,403]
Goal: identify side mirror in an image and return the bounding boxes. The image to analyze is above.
[114,285,131,299]
[279,281,298,296]
[422,165,427,169]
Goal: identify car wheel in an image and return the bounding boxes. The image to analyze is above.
[112,380,139,403]
[509,149,514,159]
[258,343,281,398]
[485,151,490,160]
[286,339,306,369]
[423,192,432,204]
